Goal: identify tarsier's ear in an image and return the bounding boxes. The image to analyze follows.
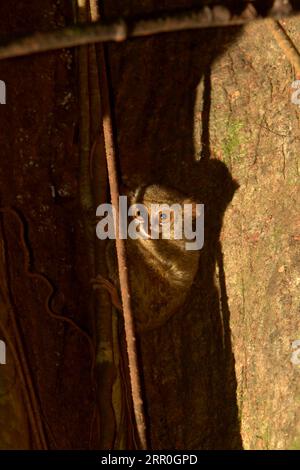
[119,182,130,195]
[183,199,201,219]
[120,174,150,203]
[121,174,148,192]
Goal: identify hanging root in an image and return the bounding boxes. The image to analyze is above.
[0,206,97,449]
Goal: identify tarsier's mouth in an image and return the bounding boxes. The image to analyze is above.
[132,219,164,239]
[135,223,151,239]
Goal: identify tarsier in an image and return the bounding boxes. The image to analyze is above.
[93,184,201,332]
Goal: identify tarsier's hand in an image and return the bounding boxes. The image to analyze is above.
[91,274,122,311]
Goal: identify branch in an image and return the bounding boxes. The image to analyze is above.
[267,19,300,77]
[90,2,149,450]
[0,4,299,60]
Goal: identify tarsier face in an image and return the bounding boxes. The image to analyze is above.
[127,184,200,248]
[122,184,202,331]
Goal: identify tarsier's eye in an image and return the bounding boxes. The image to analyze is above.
[159,212,168,224]
[134,209,144,221]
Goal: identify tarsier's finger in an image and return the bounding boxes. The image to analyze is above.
[91,276,123,311]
